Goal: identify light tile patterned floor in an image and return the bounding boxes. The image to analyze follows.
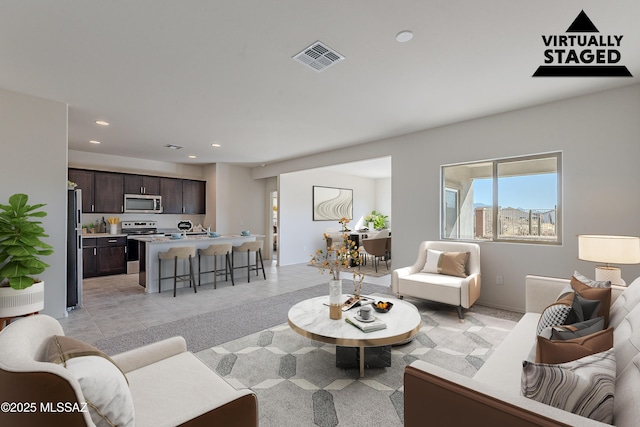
[59,262,392,344]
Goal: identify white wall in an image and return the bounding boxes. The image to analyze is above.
[253,84,640,312]
[203,163,217,229]
[279,168,377,266]
[0,89,68,318]
[375,177,392,227]
[69,150,204,179]
[214,163,266,236]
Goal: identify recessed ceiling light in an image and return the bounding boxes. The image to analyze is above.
[89,140,101,144]
[396,30,414,42]
[95,120,109,126]
[188,155,196,159]
[211,143,221,148]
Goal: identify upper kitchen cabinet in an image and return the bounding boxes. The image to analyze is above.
[183,180,206,214]
[69,169,123,213]
[160,177,183,214]
[161,178,206,214]
[68,168,95,213]
[69,168,205,214]
[124,174,160,195]
[94,172,124,213]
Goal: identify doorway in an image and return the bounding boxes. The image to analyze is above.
[272,191,278,258]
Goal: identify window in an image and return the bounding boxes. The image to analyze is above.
[444,188,459,239]
[441,152,561,244]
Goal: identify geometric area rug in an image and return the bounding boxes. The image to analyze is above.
[194,302,518,427]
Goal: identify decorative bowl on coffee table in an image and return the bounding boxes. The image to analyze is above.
[373,301,393,313]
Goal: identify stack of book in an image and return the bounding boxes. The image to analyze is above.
[345,315,387,332]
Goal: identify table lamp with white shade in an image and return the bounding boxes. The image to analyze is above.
[578,235,640,286]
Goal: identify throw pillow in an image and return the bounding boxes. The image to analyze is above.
[421,249,442,274]
[45,335,127,382]
[521,348,615,424]
[556,290,583,325]
[573,270,612,288]
[421,250,469,278]
[64,356,135,427]
[46,336,134,427]
[575,294,602,321]
[550,317,605,340]
[536,327,613,364]
[536,302,572,335]
[571,276,612,327]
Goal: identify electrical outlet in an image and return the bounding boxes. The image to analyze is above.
[496,275,504,285]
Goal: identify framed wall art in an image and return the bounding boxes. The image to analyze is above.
[313,186,353,221]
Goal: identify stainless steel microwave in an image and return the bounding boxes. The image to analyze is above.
[123,194,162,213]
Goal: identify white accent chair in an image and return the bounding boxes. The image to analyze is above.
[391,241,481,320]
[0,314,258,426]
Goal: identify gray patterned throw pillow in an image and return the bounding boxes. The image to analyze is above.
[521,349,615,423]
[536,303,572,335]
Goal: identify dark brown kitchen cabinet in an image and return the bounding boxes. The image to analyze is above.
[97,236,127,275]
[68,169,95,213]
[94,172,124,213]
[124,174,160,195]
[182,180,206,214]
[160,177,183,214]
[82,238,98,278]
[83,236,126,278]
[70,168,205,214]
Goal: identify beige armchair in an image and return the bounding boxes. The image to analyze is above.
[0,315,258,427]
[392,241,481,320]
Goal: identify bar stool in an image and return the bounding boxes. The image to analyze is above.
[198,243,234,288]
[232,240,266,283]
[158,246,197,297]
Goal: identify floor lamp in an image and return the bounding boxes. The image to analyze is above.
[578,235,640,286]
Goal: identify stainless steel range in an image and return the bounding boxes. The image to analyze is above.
[122,221,164,273]
[121,220,160,235]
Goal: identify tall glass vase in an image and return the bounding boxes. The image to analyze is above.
[329,279,342,320]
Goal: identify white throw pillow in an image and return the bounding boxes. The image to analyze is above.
[65,356,135,427]
[421,249,443,274]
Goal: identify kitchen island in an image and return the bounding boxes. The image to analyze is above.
[131,234,259,293]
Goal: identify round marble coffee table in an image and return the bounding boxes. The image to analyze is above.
[288,295,421,377]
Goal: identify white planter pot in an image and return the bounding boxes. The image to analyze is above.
[0,281,45,318]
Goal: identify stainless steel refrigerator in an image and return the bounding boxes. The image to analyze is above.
[67,189,83,309]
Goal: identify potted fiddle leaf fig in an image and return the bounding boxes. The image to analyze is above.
[0,194,53,318]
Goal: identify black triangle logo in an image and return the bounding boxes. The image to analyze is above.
[567,10,599,32]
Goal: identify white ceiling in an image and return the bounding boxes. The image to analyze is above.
[313,157,392,180]
[1,1,638,167]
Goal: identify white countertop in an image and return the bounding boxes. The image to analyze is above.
[131,234,265,243]
[82,233,127,238]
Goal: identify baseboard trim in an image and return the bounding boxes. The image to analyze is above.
[475,300,525,314]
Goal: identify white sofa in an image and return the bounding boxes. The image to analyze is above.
[0,314,258,427]
[404,275,640,426]
[391,241,481,319]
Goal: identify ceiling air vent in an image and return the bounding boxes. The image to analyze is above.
[293,41,345,72]
[164,144,183,150]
